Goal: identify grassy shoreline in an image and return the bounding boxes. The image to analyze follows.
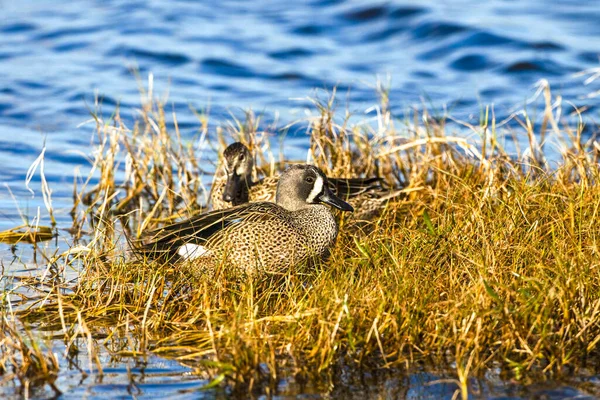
[2,80,600,398]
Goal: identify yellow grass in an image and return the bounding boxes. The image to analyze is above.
[3,78,600,398]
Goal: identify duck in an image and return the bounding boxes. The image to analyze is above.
[138,164,354,277]
[210,142,406,220]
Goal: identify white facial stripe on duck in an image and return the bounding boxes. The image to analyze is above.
[306,175,324,204]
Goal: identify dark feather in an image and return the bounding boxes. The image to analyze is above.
[328,177,384,199]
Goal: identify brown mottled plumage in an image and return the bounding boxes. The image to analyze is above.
[138,165,354,278]
[209,142,400,219]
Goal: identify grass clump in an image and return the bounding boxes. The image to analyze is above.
[4,77,600,398]
[1,298,60,398]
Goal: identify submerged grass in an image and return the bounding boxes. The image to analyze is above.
[1,297,60,398]
[0,225,54,245]
[3,77,600,397]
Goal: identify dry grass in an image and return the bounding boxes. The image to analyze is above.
[3,77,600,398]
[1,296,60,398]
[0,226,54,245]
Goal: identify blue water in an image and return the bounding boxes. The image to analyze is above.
[1,0,600,397]
[1,0,600,231]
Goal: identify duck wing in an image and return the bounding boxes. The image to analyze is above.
[328,177,384,199]
[136,202,281,259]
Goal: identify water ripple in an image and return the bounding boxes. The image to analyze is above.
[291,24,329,36]
[268,47,315,60]
[52,41,90,53]
[450,54,497,71]
[33,25,107,41]
[107,46,192,66]
[200,58,255,78]
[503,59,567,76]
[389,6,427,19]
[411,21,467,40]
[1,22,37,33]
[419,30,524,61]
[341,5,388,22]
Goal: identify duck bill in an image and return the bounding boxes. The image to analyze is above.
[318,188,354,212]
[222,173,241,202]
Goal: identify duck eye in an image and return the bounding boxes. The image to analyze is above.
[239,154,245,161]
[305,176,315,184]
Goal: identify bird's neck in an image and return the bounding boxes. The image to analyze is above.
[292,205,338,252]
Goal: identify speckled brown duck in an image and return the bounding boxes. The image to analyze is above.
[138,164,354,277]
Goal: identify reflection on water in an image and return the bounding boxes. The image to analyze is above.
[2,342,599,399]
[1,0,600,398]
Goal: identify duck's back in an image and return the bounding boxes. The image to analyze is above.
[248,176,279,203]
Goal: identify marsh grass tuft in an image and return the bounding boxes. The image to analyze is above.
[3,78,600,397]
[1,301,61,398]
